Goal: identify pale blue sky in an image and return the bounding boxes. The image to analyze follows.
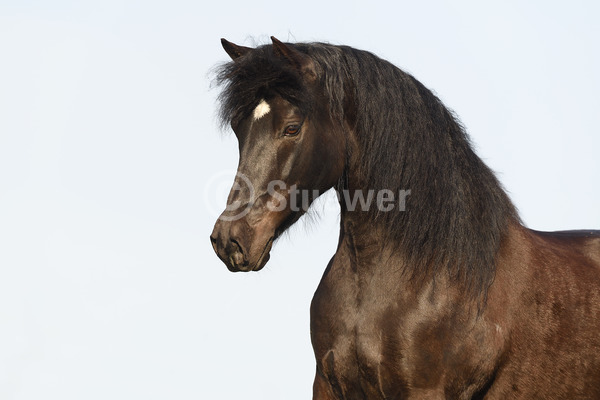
[1,1,599,399]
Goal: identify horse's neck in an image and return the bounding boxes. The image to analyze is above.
[336,210,489,325]
[334,210,450,312]
[335,165,404,273]
[337,212,382,267]
[337,210,406,274]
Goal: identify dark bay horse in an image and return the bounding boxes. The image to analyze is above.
[210,37,600,399]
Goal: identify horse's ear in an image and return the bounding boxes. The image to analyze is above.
[271,36,316,80]
[221,38,252,61]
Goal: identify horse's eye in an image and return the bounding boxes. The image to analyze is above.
[283,124,301,136]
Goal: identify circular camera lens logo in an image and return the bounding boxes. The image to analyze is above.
[204,170,255,222]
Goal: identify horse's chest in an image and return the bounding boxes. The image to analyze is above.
[313,317,392,398]
[311,279,401,398]
[310,259,472,398]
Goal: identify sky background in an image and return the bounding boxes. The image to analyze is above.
[1,1,599,399]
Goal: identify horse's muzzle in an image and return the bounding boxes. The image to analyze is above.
[210,218,274,272]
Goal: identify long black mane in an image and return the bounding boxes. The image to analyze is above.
[215,42,519,296]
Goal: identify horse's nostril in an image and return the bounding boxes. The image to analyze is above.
[229,238,247,266]
[210,235,218,253]
[230,238,242,253]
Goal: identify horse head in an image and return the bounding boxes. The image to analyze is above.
[210,37,345,272]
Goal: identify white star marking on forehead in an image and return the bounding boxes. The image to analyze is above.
[253,100,271,120]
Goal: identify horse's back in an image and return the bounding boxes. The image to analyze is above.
[531,229,600,267]
[489,227,600,398]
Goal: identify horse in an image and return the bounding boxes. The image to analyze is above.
[209,37,600,399]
